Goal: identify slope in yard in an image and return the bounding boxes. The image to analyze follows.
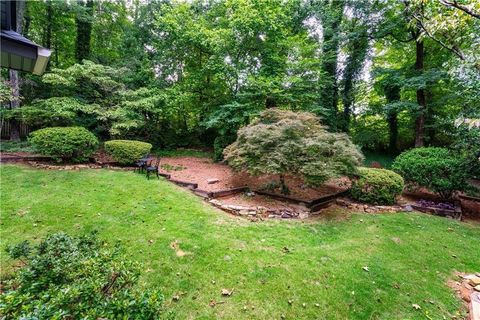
[1,164,479,319]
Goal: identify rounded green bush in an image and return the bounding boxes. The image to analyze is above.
[29,126,98,162]
[104,140,152,165]
[392,147,468,199]
[350,167,404,205]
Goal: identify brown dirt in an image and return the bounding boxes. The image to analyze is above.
[217,193,309,212]
[91,149,115,164]
[157,156,348,201]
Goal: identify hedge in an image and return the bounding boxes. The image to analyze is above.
[392,147,469,199]
[350,167,404,205]
[104,140,152,165]
[29,126,98,162]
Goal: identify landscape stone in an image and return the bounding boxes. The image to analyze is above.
[298,212,309,219]
[471,292,480,320]
[207,178,220,184]
[470,277,480,286]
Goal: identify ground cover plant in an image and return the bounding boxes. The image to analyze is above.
[224,109,364,194]
[1,232,163,319]
[0,141,37,153]
[1,165,479,319]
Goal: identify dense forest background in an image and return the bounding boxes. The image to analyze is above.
[1,0,479,160]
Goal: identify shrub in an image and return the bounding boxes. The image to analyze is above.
[104,140,152,165]
[0,232,163,319]
[224,109,364,194]
[213,135,234,162]
[350,168,404,205]
[29,126,98,162]
[392,147,469,199]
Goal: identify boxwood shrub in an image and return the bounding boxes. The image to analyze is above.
[392,147,469,199]
[350,167,404,205]
[104,140,152,165]
[29,126,98,162]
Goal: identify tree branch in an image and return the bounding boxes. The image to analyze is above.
[411,13,466,60]
[439,0,480,19]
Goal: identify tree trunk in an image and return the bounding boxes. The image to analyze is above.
[75,0,94,63]
[279,174,290,195]
[387,112,398,154]
[384,81,400,154]
[414,38,426,147]
[341,26,368,133]
[24,2,31,37]
[8,0,26,141]
[43,0,53,70]
[45,0,53,49]
[318,0,345,130]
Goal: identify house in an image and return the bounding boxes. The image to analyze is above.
[1,1,51,75]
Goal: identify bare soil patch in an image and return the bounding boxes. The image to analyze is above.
[158,156,348,201]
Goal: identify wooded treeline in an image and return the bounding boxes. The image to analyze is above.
[1,0,479,158]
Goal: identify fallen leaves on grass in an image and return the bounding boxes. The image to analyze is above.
[209,299,225,307]
[221,288,234,296]
[169,240,191,257]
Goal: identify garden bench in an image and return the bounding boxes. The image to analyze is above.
[135,154,150,173]
[145,158,161,179]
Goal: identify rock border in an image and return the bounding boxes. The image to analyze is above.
[208,198,310,220]
[335,198,404,213]
[410,203,462,220]
[449,272,480,320]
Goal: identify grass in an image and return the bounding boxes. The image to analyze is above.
[1,164,479,319]
[0,140,37,153]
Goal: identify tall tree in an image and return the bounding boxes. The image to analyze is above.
[405,1,427,147]
[341,24,369,132]
[8,0,26,141]
[317,0,345,130]
[383,77,401,153]
[75,0,94,63]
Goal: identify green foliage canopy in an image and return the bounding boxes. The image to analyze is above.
[224,109,364,193]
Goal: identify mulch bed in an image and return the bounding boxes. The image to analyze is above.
[158,156,349,202]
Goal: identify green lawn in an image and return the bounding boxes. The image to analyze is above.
[1,165,479,319]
